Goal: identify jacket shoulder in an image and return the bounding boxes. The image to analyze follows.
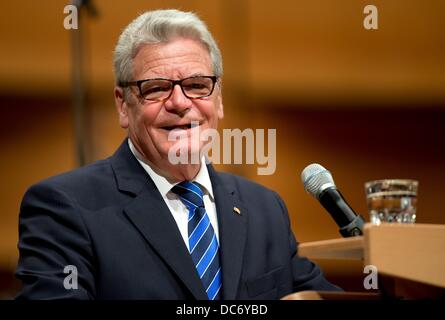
[22,158,116,211]
[31,158,113,191]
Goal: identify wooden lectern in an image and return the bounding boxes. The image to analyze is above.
[282,223,445,300]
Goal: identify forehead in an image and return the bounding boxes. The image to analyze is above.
[132,38,213,79]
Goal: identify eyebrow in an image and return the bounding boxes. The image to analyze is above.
[185,72,207,78]
[134,73,211,83]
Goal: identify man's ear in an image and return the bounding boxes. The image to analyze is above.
[114,86,129,128]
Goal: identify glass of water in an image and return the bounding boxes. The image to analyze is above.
[364,179,418,225]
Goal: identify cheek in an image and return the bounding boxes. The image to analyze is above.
[201,102,221,125]
[139,108,172,149]
[134,107,158,132]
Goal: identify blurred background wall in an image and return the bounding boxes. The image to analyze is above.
[1,0,444,298]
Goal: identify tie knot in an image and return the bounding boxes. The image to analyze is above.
[171,181,205,209]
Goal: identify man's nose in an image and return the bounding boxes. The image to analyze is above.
[163,84,192,113]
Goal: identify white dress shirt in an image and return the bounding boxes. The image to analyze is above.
[128,139,220,251]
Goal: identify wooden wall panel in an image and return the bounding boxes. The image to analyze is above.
[247,0,445,104]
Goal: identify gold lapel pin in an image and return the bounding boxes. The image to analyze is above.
[233,207,241,215]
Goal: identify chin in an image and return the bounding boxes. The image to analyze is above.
[162,141,203,165]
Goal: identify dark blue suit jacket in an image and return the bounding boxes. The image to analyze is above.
[16,140,340,299]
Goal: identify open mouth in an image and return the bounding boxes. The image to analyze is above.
[161,122,201,131]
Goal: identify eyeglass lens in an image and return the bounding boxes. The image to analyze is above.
[139,77,214,100]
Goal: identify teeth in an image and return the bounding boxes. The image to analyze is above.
[164,122,199,130]
[169,125,188,130]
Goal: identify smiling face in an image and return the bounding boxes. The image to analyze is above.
[114,38,223,180]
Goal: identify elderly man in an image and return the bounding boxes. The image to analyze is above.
[16,9,340,299]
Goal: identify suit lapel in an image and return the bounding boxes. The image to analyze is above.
[123,188,208,300]
[110,141,207,300]
[208,165,247,300]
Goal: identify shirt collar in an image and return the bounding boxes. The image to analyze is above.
[127,138,214,200]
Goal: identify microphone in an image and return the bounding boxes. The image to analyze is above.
[301,163,365,237]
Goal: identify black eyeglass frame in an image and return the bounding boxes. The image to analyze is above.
[118,75,218,101]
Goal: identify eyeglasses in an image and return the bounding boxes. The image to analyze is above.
[119,76,218,101]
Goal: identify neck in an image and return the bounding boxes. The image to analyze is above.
[167,163,202,182]
[131,143,202,182]
[144,158,201,182]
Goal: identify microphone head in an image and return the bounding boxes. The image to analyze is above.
[301,163,336,199]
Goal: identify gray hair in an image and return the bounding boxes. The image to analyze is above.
[113,9,223,86]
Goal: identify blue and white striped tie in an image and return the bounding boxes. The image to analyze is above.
[171,181,222,300]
